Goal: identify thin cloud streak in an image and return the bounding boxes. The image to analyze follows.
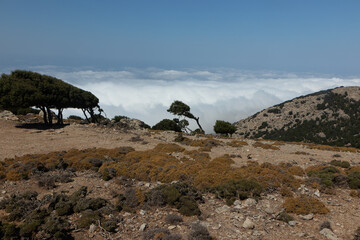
[32,67,360,133]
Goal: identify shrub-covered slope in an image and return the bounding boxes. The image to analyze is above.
[235,86,360,147]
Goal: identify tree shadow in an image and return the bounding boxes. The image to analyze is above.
[16,123,69,130]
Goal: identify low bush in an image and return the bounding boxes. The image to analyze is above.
[165,214,183,224]
[306,166,341,188]
[348,171,360,189]
[152,119,182,132]
[277,211,294,223]
[253,141,280,150]
[112,115,129,122]
[211,179,262,205]
[188,223,213,240]
[319,221,332,231]
[147,183,202,216]
[330,160,350,168]
[143,228,170,240]
[77,209,102,228]
[68,115,83,120]
[283,195,329,215]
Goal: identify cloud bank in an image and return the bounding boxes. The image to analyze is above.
[30,67,360,133]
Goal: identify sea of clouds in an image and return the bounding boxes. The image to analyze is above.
[25,67,360,133]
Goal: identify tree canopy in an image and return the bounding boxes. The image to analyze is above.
[167,100,204,133]
[0,70,101,125]
[214,120,237,136]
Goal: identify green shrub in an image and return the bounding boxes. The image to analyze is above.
[277,211,294,223]
[42,215,70,235]
[330,160,350,168]
[213,120,236,136]
[177,196,201,216]
[188,223,213,240]
[348,171,360,189]
[152,119,182,132]
[112,115,129,122]
[211,179,262,204]
[307,166,340,188]
[101,219,118,232]
[147,183,202,216]
[165,214,183,224]
[68,115,83,120]
[0,222,20,239]
[73,198,108,212]
[77,210,102,228]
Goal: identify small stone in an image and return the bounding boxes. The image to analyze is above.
[212,224,221,230]
[314,190,321,197]
[89,224,97,233]
[1,190,6,194]
[140,210,146,215]
[104,182,110,188]
[139,223,147,232]
[320,228,340,240]
[299,213,314,220]
[242,217,255,229]
[144,183,151,188]
[288,221,298,226]
[264,207,276,214]
[168,225,176,230]
[252,230,265,236]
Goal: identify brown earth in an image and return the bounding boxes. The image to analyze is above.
[1,118,360,239]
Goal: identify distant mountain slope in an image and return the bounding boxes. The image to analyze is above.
[234,86,360,148]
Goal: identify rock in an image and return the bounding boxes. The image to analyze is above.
[264,207,276,214]
[233,200,241,206]
[89,224,97,233]
[244,198,257,207]
[242,217,255,229]
[144,183,151,188]
[314,189,321,197]
[139,223,147,232]
[1,190,6,194]
[215,205,230,214]
[168,225,176,230]
[299,213,314,220]
[320,228,340,240]
[139,210,146,215]
[0,110,18,121]
[104,182,110,188]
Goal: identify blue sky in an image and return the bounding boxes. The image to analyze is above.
[1,0,360,75]
[2,1,360,132]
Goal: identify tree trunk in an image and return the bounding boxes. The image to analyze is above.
[82,108,90,123]
[46,107,53,125]
[57,108,63,125]
[87,108,97,123]
[194,117,204,134]
[40,106,48,125]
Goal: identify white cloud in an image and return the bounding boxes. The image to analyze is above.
[31,67,360,133]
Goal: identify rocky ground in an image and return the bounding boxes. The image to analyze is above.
[0,114,360,240]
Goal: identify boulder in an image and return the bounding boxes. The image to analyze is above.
[0,110,18,121]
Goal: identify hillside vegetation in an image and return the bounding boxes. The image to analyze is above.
[235,86,360,148]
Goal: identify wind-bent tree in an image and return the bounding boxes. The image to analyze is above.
[167,100,204,133]
[0,70,101,125]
